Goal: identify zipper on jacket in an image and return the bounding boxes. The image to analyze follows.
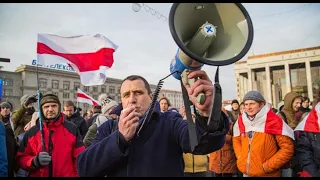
[48,130,54,177]
[246,131,254,177]
[192,155,195,173]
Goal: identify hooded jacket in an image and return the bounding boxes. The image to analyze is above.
[278,92,301,129]
[17,114,85,177]
[11,106,33,137]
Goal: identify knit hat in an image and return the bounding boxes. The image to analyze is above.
[231,99,239,105]
[0,102,11,109]
[109,103,122,116]
[101,99,118,115]
[40,94,61,110]
[243,91,266,103]
[20,94,32,106]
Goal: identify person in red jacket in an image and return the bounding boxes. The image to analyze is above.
[16,94,85,177]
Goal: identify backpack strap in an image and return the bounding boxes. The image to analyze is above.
[279,111,288,124]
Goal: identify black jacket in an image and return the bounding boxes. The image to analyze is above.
[295,131,320,176]
[3,123,18,177]
[65,110,88,140]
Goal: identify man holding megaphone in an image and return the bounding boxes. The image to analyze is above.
[77,3,254,177]
[77,70,229,177]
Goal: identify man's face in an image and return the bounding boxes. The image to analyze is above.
[42,102,59,119]
[244,100,264,117]
[87,111,93,117]
[160,99,169,112]
[292,98,302,112]
[121,79,152,118]
[1,106,10,117]
[63,106,74,117]
[232,103,239,111]
[302,100,309,109]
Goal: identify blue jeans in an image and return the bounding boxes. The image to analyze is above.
[281,168,292,177]
[15,169,29,177]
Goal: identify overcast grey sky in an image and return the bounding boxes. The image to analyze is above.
[0,3,319,100]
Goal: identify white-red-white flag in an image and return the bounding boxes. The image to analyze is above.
[233,104,294,140]
[37,33,118,86]
[77,88,100,106]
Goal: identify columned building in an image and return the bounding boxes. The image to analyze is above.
[234,46,320,107]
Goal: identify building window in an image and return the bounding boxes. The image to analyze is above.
[101,85,106,93]
[63,93,69,99]
[53,92,59,97]
[38,78,47,88]
[74,82,80,90]
[41,91,46,95]
[93,86,98,92]
[52,80,59,89]
[3,79,13,86]
[93,95,98,100]
[109,86,115,93]
[84,86,90,92]
[63,81,70,90]
[3,89,12,96]
[118,88,121,94]
[84,104,89,109]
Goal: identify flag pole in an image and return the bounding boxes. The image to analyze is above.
[36,58,46,152]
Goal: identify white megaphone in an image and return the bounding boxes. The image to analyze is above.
[169,3,254,104]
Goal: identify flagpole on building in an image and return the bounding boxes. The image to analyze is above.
[36,58,46,152]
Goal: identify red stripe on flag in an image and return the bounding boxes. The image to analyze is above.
[304,109,320,132]
[264,109,284,134]
[77,93,99,106]
[37,42,115,72]
[238,115,245,134]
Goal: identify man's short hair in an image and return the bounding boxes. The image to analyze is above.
[64,100,75,107]
[120,75,152,94]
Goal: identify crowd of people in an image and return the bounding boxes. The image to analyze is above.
[0,69,319,177]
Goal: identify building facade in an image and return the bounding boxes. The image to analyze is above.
[1,64,186,111]
[234,46,320,107]
[159,89,184,109]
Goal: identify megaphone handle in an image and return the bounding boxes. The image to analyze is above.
[181,70,206,105]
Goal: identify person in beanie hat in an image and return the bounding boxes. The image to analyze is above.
[232,91,294,177]
[83,96,119,147]
[228,99,240,123]
[0,102,18,177]
[11,94,38,137]
[16,94,85,177]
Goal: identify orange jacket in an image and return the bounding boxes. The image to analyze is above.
[209,122,237,174]
[233,132,294,177]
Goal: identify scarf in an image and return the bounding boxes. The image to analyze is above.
[294,103,320,133]
[233,104,294,140]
